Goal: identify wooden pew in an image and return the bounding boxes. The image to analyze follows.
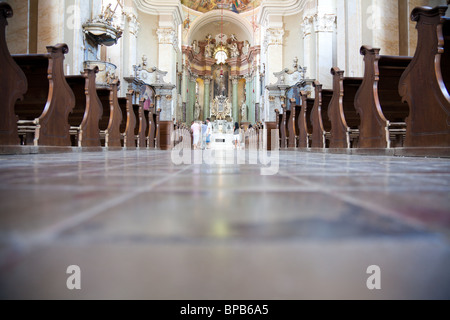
[65,67,102,147]
[0,2,27,145]
[286,102,296,148]
[328,68,362,148]
[97,79,122,148]
[118,93,137,148]
[13,44,75,146]
[310,81,332,148]
[297,91,312,148]
[278,107,287,149]
[123,90,137,148]
[399,5,450,147]
[134,98,147,148]
[354,46,411,148]
[147,106,160,149]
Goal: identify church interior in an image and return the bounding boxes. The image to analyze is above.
[0,0,449,300]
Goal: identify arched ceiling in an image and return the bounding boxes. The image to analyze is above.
[181,0,262,14]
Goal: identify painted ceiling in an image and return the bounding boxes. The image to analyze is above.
[181,0,261,14]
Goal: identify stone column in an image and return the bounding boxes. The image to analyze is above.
[203,76,212,120]
[314,14,336,89]
[187,75,196,125]
[264,27,284,85]
[181,53,189,102]
[245,77,250,122]
[232,77,239,123]
[157,27,177,84]
[249,76,256,124]
[301,17,313,79]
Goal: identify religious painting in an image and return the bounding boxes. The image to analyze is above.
[213,66,230,99]
[181,0,261,14]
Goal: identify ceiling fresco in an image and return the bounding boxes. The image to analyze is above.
[181,0,262,14]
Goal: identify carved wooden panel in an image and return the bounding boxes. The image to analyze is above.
[105,79,123,147]
[398,6,450,147]
[310,81,326,148]
[66,67,102,147]
[355,47,411,148]
[0,3,27,145]
[124,91,137,148]
[297,92,309,148]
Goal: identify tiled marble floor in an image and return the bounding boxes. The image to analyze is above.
[0,150,449,299]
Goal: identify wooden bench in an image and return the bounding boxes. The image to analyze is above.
[134,98,147,148]
[277,107,287,149]
[118,92,137,148]
[13,44,75,146]
[0,2,27,145]
[328,68,362,148]
[286,101,296,148]
[147,106,160,149]
[354,46,411,148]
[310,81,332,148]
[65,67,102,147]
[123,91,137,148]
[297,91,312,148]
[96,79,122,147]
[398,5,450,147]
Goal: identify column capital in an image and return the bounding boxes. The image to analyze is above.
[264,27,285,48]
[232,76,240,85]
[203,76,213,85]
[314,14,336,33]
[157,27,177,48]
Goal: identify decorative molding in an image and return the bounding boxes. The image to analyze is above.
[264,27,285,47]
[301,16,314,38]
[258,0,307,26]
[134,0,183,26]
[157,27,177,49]
[124,10,140,37]
[314,14,336,33]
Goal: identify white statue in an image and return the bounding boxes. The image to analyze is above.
[192,40,199,55]
[230,34,238,42]
[293,56,299,71]
[230,42,239,58]
[241,100,247,122]
[194,97,201,120]
[243,40,250,55]
[205,43,212,58]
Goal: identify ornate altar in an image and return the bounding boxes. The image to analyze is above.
[211,96,232,121]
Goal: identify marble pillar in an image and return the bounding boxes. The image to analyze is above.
[315,14,336,89]
[203,77,211,121]
[187,77,196,125]
[232,77,239,123]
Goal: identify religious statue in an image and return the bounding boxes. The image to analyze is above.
[194,97,201,120]
[205,43,212,58]
[192,40,199,55]
[230,34,238,42]
[243,40,250,55]
[206,34,213,45]
[103,3,114,22]
[293,56,299,71]
[229,42,239,58]
[241,100,247,122]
